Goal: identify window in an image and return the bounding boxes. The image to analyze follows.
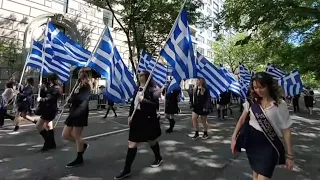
[197,36,205,43]
[207,30,213,38]
[207,51,213,58]
[207,7,212,16]
[197,47,204,55]
[103,9,114,27]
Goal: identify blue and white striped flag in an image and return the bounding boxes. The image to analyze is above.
[265,64,286,79]
[160,8,196,93]
[47,22,91,67]
[87,27,136,103]
[239,63,252,100]
[279,69,303,96]
[220,66,241,95]
[196,52,232,98]
[138,51,167,87]
[26,41,71,82]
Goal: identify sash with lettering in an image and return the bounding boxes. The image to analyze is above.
[251,103,286,165]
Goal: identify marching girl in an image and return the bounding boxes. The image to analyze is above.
[114,70,162,180]
[0,81,15,128]
[34,73,62,151]
[14,76,37,132]
[231,72,294,180]
[190,77,211,140]
[162,80,180,133]
[62,67,91,167]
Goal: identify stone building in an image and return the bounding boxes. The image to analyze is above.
[0,0,131,90]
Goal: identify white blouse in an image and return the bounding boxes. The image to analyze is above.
[1,88,14,104]
[243,100,293,137]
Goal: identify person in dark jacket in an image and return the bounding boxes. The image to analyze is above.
[292,94,300,113]
[103,99,117,118]
[217,91,228,120]
[13,76,37,131]
[162,82,180,133]
[190,77,211,140]
[34,73,62,151]
[62,67,91,168]
[114,70,162,180]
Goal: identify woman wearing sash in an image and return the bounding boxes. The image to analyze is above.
[231,72,294,179]
[114,70,162,180]
[191,78,210,140]
[62,67,91,167]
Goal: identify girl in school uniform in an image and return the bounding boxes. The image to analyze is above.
[162,81,180,133]
[190,77,211,140]
[231,72,294,180]
[114,70,162,180]
[34,73,62,151]
[14,76,37,132]
[0,81,15,128]
[62,67,92,168]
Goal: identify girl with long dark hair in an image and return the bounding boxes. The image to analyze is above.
[231,72,294,180]
[114,70,162,180]
[62,67,92,167]
[190,77,211,140]
[34,73,62,151]
[14,76,37,132]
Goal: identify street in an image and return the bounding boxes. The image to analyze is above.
[0,101,319,180]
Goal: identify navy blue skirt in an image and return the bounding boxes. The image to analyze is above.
[246,125,278,178]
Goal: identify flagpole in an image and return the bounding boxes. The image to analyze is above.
[54,26,108,128]
[130,0,187,121]
[38,19,50,100]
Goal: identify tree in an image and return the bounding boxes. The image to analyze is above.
[86,0,212,78]
[211,33,268,73]
[219,0,320,78]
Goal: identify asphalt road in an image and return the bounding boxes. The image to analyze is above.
[0,101,319,180]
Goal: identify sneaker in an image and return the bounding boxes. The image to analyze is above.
[192,133,199,140]
[66,158,83,168]
[151,159,163,168]
[114,171,131,180]
[202,133,209,139]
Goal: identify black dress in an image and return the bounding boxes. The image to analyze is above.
[129,86,161,142]
[162,88,180,115]
[192,87,211,116]
[16,85,34,113]
[65,84,91,127]
[38,85,61,121]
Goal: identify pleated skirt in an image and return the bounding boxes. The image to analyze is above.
[246,125,279,178]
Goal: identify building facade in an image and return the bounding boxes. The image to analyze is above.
[0,0,130,89]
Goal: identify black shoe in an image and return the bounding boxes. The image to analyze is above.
[151,159,163,168]
[114,171,131,180]
[66,158,83,168]
[13,126,19,132]
[202,133,209,140]
[192,133,199,140]
[165,128,173,133]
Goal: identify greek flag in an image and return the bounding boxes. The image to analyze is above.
[279,69,303,96]
[239,63,251,100]
[47,22,91,67]
[160,8,196,93]
[26,41,71,82]
[87,27,136,103]
[138,51,167,87]
[220,66,241,95]
[196,52,231,98]
[265,64,286,79]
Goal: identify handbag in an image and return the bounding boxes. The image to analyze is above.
[235,111,250,153]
